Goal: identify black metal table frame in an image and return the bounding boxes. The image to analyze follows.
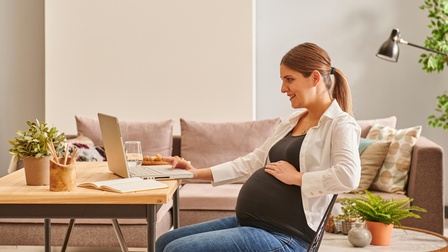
[0,189,179,252]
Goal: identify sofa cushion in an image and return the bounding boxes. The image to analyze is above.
[357,116,397,138]
[352,139,391,193]
[75,115,174,156]
[75,115,103,146]
[180,118,281,168]
[179,183,242,211]
[366,124,422,194]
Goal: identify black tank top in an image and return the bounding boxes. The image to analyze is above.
[235,132,315,242]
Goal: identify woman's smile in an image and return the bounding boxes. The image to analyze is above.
[287,93,296,102]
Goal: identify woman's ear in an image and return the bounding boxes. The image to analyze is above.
[312,70,321,86]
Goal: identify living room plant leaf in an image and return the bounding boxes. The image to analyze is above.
[8,120,66,159]
[428,92,448,130]
[339,190,427,229]
[419,0,448,73]
[420,0,448,129]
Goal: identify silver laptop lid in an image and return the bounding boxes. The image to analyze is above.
[97,113,131,178]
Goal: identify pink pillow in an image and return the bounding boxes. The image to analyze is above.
[180,118,281,168]
[357,116,397,138]
[75,115,174,156]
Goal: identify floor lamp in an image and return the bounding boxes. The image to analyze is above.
[376,28,447,62]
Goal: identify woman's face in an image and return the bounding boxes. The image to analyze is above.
[280,64,315,109]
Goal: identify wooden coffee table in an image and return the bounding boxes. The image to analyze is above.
[320,226,448,251]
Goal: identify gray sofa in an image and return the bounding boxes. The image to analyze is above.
[0,116,444,249]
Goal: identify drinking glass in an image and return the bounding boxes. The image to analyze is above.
[124,141,143,167]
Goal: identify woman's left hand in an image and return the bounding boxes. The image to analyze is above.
[265,160,303,186]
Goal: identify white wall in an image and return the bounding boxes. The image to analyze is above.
[256,0,448,205]
[45,0,254,135]
[0,0,45,177]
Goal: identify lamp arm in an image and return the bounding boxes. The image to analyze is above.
[399,38,448,56]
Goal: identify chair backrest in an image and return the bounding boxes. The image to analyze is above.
[307,194,338,252]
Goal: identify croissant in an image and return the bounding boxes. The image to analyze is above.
[142,153,170,165]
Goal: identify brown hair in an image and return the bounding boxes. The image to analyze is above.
[280,42,353,115]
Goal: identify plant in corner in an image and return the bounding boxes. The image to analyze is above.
[8,120,66,186]
[340,190,426,246]
[419,0,448,129]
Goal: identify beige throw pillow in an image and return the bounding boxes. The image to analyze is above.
[180,118,281,168]
[352,140,391,193]
[75,115,174,156]
[366,124,422,194]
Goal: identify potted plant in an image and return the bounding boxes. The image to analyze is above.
[339,199,360,235]
[340,190,427,246]
[8,120,66,185]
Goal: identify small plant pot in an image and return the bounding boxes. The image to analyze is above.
[342,219,357,235]
[334,218,342,233]
[23,156,51,186]
[50,158,76,192]
[366,220,394,246]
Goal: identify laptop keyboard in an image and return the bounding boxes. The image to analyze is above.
[130,165,164,176]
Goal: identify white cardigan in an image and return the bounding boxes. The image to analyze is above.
[210,100,361,231]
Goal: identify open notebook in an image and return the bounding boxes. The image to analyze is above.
[78,177,168,193]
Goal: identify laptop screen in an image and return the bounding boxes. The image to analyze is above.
[97,113,131,178]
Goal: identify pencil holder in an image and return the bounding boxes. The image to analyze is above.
[50,158,76,192]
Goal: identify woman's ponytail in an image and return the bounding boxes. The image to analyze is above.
[331,68,353,116]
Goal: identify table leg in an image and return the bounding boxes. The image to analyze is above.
[61,219,76,252]
[147,205,157,252]
[44,219,51,252]
[173,187,180,229]
[111,219,129,252]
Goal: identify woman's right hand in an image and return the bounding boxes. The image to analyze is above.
[162,156,194,171]
[162,156,213,181]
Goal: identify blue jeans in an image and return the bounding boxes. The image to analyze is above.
[156,216,309,252]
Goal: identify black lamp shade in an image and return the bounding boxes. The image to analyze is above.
[376,29,400,62]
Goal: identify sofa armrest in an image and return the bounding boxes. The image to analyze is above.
[404,136,444,234]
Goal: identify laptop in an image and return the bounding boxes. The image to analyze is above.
[97,113,194,180]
